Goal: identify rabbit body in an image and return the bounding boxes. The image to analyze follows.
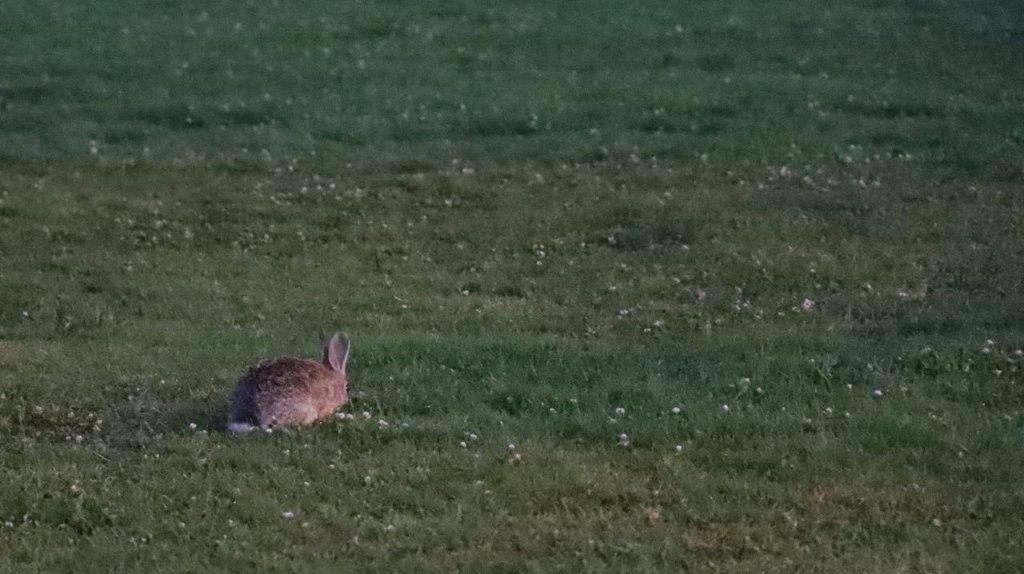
[229,334,350,431]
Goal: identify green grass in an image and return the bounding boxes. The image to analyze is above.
[1,0,1023,570]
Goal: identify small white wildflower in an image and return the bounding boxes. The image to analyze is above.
[507,443,516,451]
[74,435,84,443]
[468,433,478,441]
[361,411,371,419]
[377,419,389,429]
[614,407,626,416]
[20,310,29,318]
[873,389,883,397]
[188,423,197,431]
[671,406,681,415]
[721,404,730,412]
[675,444,684,453]
[282,511,295,519]
[617,433,630,447]
[801,298,815,311]
[459,441,467,448]
[3,521,12,528]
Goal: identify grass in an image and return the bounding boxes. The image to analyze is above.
[1,0,1023,570]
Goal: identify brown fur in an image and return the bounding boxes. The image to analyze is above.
[229,334,350,429]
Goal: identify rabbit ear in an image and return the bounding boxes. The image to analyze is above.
[322,332,350,373]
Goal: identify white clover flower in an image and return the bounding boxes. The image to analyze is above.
[671,406,681,414]
[282,511,295,519]
[721,404,730,412]
[873,389,883,397]
[614,407,626,416]
[675,444,684,453]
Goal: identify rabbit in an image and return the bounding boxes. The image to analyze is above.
[227,333,350,433]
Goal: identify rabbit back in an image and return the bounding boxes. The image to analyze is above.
[230,357,346,428]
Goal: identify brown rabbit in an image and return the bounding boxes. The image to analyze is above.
[227,333,350,433]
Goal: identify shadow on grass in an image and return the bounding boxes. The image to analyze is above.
[153,397,232,433]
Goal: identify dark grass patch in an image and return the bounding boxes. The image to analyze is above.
[835,100,946,120]
[135,103,283,130]
[696,53,737,72]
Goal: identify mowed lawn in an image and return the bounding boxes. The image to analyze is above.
[1,0,1023,570]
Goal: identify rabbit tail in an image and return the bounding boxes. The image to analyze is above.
[227,422,258,434]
